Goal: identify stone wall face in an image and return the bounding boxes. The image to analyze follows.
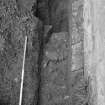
[70,0,89,105]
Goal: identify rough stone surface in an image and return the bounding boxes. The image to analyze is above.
[72,41,83,71]
[72,0,84,45]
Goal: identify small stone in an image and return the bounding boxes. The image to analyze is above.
[72,27,83,44]
[64,95,70,100]
[72,41,83,55]
[51,32,68,41]
[14,77,19,83]
[46,51,58,60]
[0,35,5,51]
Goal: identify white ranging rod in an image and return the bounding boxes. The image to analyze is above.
[19,36,27,105]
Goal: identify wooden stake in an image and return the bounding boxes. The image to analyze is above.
[19,36,27,105]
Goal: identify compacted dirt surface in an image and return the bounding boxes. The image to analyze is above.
[0,0,89,105]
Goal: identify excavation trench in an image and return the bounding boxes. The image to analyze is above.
[0,0,89,105]
[34,0,89,105]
